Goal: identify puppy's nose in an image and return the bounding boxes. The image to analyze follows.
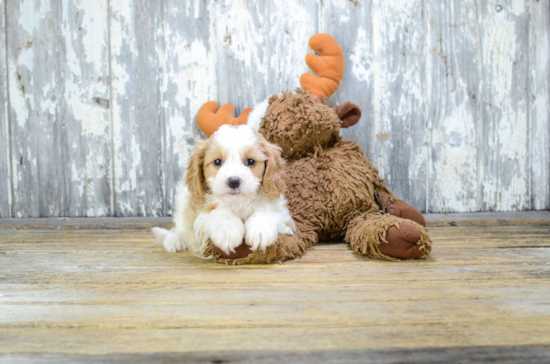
[227,177,241,189]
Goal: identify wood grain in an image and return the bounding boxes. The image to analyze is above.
[59,0,112,217]
[5,0,112,218]
[160,0,213,215]
[320,0,374,171]
[529,0,550,210]
[212,0,319,112]
[427,0,481,212]
[7,0,64,217]
[479,0,530,211]
[2,211,550,230]
[0,0,11,218]
[3,345,550,363]
[1,0,549,217]
[110,0,164,217]
[0,224,549,359]
[370,0,427,211]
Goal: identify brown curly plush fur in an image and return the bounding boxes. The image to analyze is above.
[212,88,432,264]
[260,90,340,159]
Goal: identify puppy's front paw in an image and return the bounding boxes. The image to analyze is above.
[278,224,295,236]
[209,218,245,255]
[163,233,186,253]
[245,221,278,251]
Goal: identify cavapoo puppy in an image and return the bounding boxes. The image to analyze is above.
[152,124,296,258]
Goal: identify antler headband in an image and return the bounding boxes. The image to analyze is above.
[196,34,344,136]
[196,102,252,137]
[300,34,345,99]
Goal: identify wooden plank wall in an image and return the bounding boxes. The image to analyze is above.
[0,0,548,217]
[530,0,550,210]
[0,0,11,217]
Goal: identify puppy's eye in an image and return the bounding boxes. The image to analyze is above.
[214,159,223,166]
[245,158,256,166]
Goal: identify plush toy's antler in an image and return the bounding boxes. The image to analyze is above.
[196,101,252,137]
[300,34,345,99]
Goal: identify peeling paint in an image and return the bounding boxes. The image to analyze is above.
[371,0,426,209]
[530,0,550,210]
[1,0,548,217]
[350,26,370,82]
[480,0,529,211]
[110,0,164,217]
[11,49,33,127]
[19,0,50,35]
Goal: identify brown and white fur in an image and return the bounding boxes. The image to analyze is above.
[152,125,296,258]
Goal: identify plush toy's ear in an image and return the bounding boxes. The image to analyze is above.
[300,34,345,99]
[335,102,361,128]
[196,101,252,137]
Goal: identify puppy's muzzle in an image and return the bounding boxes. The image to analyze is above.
[227,177,242,189]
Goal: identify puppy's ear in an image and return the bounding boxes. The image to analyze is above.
[185,140,207,197]
[258,134,286,199]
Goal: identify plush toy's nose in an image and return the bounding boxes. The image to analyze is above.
[227,177,241,189]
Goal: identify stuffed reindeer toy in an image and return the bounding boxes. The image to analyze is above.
[193,34,432,264]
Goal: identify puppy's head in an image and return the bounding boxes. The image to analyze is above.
[186,125,285,199]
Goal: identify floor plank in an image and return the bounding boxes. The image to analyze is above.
[2,345,550,364]
[0,218,550,362]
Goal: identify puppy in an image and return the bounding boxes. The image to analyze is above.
[152,124,296,258]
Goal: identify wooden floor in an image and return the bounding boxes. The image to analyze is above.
[1,213,550,363]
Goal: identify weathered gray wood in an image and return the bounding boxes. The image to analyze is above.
[368,0,427,211]
[160,0,213,215]
[529,0,550,211]
[3,345,550,364]
[212,0,319,114]
[7,0,65,217]
[6,0,111,218]
[0,0,11,218]
[1,0,550,217]
[0,216,172,230]
[423,210,550,227]
[1,225,550,359]
[110,0,164,216]
[320,0,375,177]
[479,0,530,211]
[59,0,112,216]
[1,211,550,230]
[426,0,482,212]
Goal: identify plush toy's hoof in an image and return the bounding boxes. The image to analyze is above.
[379,222,426,259]
[212,241,252,260]
[387,201,426,227]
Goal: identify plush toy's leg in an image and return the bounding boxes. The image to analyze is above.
[367,164,427,227]
[345,212,432,262]
[213,221,318,265]
[386,200,426,227]
[366,164,399,209]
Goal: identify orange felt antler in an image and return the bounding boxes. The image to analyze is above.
[300,34,345,99]
[196,101,252,137]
